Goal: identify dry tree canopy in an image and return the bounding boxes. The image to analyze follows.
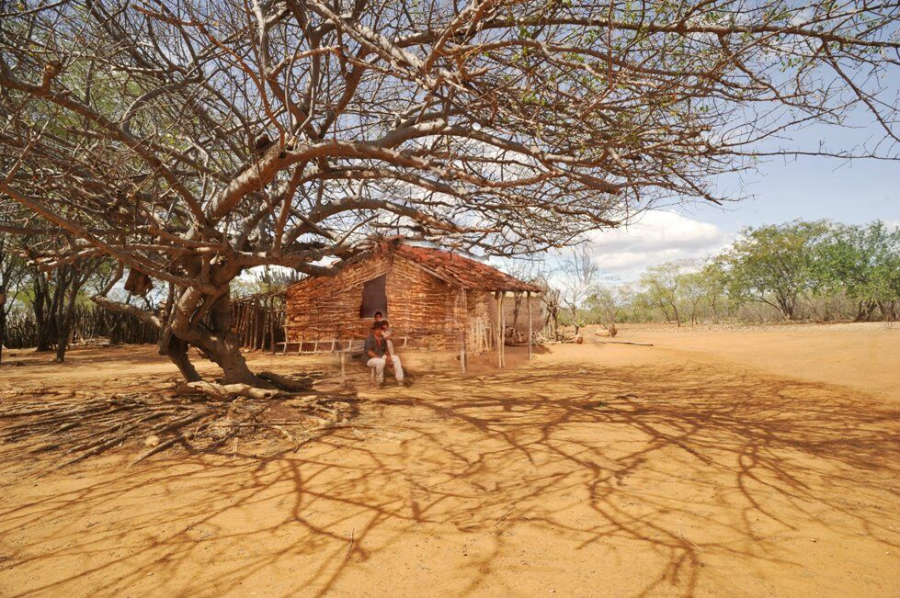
[0,0,898,384]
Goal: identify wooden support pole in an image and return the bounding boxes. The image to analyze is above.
[501,291,506,368]
[460,288,468,374]
[250,301,256,350]
[270,297,277,354]
[496,291,503,369]
[527,291,533,360]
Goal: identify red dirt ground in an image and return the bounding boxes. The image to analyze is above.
[0,322,898,597]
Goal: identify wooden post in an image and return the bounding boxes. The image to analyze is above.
[527,291,533,360]
[460,288,468,374]
[501,291,506,368]
[496,291,503,368]
[250,301,256,350]
[270,297,277,354]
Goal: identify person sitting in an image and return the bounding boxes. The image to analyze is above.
[365,320,406,387]
[365,311,384,346]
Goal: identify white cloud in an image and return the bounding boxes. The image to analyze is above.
[587,210,732,281]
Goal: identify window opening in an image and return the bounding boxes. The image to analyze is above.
[360,274,387,318]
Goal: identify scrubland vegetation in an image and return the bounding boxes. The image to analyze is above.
[552,220,900,329]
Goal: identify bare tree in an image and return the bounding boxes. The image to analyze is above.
[538,281,562,341]
[1,0,898,385]
[561,245,600,335]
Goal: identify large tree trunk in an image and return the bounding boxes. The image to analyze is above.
[54,277,79,362]
[33,272,53,351]
[48,270,70,353]
[0,303,6,365]
[166,286,262,386]
[668,302,681,327]
[775,292,796,320]
[158,329,202,382]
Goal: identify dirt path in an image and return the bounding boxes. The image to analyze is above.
[0,326,898,597]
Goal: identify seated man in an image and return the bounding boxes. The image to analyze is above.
[365,321,405,387]
[365,311,384,346]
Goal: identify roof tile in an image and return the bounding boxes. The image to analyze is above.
[393,245,542,293]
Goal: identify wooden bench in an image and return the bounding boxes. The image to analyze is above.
[276,336,408,355]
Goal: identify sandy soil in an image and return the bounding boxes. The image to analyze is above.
[0,323,898,597]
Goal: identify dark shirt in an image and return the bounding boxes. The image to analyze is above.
[364,334,387,358]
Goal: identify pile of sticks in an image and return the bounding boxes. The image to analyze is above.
[0,377,357,469]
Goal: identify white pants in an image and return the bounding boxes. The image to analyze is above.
[367,355,403,383]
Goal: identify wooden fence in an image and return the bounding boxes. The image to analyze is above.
[2,304,159,349]
[229,291,286,352]
[3,292,287,352]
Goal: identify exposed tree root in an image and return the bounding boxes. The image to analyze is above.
[175,381,281,400]
[0,378,358,469]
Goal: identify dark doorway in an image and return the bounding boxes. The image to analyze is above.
[360,274,387,318]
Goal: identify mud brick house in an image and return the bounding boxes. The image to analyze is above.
[283,239,542,358]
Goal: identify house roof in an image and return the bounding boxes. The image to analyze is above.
[283,240,543,294]
[392,244,542,293]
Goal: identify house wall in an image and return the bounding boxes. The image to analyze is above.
[383,255,465,349]
[284,254,464,348]
[284,253,390,343]
[284,253,542,352]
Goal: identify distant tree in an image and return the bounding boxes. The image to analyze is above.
[585,284,630,335]
[640,261,691,326]
[813,222,900,321]
[721,221,832,320]
[698,259,731,324]
[50,259,102,362]
[561,246,600,335]
[677,269,707,326]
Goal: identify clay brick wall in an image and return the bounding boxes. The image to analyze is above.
[284,254,462,348]
[284,252,543,351]
[284,254,391,343]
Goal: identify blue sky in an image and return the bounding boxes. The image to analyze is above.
[587,119,900,281]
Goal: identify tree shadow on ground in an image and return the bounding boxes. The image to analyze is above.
[1,359,898,597]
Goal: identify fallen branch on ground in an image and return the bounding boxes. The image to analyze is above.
[175,381,282,400]
[0,378,359,468]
